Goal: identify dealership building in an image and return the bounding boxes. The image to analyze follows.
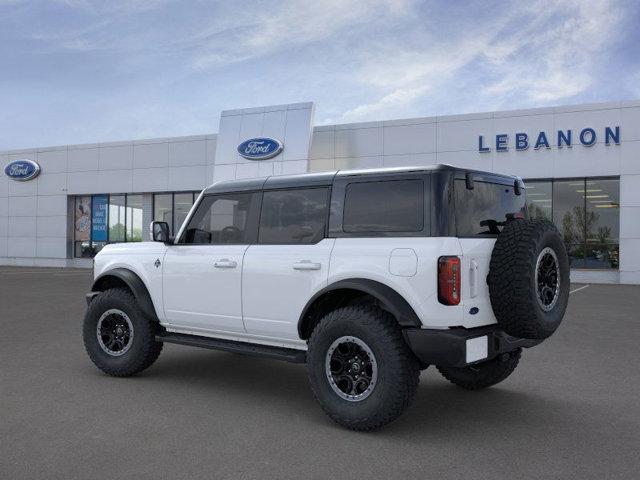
[1,100,639,284]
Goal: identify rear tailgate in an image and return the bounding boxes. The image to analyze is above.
[453,173,526,328]
[458,238,499,328]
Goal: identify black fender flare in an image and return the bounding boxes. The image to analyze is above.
[91,268,159,322]
[297,278,422,337]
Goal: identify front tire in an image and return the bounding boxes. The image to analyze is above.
[307,305,420,431]
[436,348,521,390]
[83,288,163,376]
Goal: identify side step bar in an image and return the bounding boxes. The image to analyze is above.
[156,332,307,364]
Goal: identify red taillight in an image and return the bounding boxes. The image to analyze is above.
[438,256,461,305]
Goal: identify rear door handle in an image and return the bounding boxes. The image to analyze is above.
[470,259,479,298]
[214,259,237,269]
[292,260,321,271]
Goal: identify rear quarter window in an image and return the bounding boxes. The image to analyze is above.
[343,179,424,233]
[455,180,526,236]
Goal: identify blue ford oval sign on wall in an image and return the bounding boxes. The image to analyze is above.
[237,137,283,160]
[4,159,41,181]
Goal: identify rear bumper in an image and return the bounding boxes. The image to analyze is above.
[403,325,542,368]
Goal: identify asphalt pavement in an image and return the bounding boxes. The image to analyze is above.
[1,267,639,479]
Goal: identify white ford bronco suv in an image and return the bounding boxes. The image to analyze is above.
[83,165,569,430]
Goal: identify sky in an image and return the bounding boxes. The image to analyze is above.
[1,0,639,150]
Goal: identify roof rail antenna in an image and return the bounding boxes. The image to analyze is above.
[465,172,474,190]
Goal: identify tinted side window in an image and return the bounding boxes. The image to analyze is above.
[181,193,257,244]
[343,180,424,233]
[259,188,329,244]
[455,180,526,236]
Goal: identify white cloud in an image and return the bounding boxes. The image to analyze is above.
[191,0,415,69]
[52,0,172,13]
[481,0,621,105]
[334,0,624,122]
[0,0,633,149]
[339,85,429,121]
[337,36,492,121]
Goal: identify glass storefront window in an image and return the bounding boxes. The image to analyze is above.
[154,193,173,232]
[74,193,149,257]
[524,180,552,221]
[74,196,92,257]
[109,195,126,243]
[585,179,619,269]
[126,194,143,242]
[174,193,195,234]
[153,192,198,235]
[554,179,588,268]
[525,177,620,270]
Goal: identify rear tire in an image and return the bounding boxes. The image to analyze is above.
[437,349,521,390]
[83,288,163,376]
[307,305,420,431]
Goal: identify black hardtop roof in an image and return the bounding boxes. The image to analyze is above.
[202,164,520,195]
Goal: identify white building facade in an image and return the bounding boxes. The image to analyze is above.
[1,100,639,284]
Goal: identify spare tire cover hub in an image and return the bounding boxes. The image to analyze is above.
[535,247,560,312]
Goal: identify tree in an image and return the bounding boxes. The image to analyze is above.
[561,205,598,245]
[596,226,612,244]
[528,203,551,221]
[109,223,125,242]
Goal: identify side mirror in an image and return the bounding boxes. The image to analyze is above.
[151,221,171,243]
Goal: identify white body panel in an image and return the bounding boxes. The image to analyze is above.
[92,234,498,349]
[327,237,494,330]
[161,244,248,334]
[93,242,168,320]
[242,239,335,341]
[457,238,499,328]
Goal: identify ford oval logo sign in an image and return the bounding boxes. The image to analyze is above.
[237,137,283,160]
[4,159,41,181]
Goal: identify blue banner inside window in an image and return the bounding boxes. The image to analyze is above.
[91,195,108,242]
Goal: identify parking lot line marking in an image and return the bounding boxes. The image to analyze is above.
[570,285,590,294]
[0,271,89,275]
[0,270,47,273]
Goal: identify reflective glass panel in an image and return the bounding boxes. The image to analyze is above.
[126,194,143,242]
[584,179,619,269]
[174,193,194,234]
[525,180,552,221]
[154,193,173,232]
[109,195,126,242]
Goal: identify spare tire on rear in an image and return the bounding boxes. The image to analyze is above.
[488,219,569,340]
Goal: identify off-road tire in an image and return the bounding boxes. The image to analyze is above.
[83,288,163,376]
[307,305,420,431]
[437,348,521,390]
[488,219,569,339]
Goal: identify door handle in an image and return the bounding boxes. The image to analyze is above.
[292,260,321,271]
[470,259,479,298]
[214,259,237,269]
